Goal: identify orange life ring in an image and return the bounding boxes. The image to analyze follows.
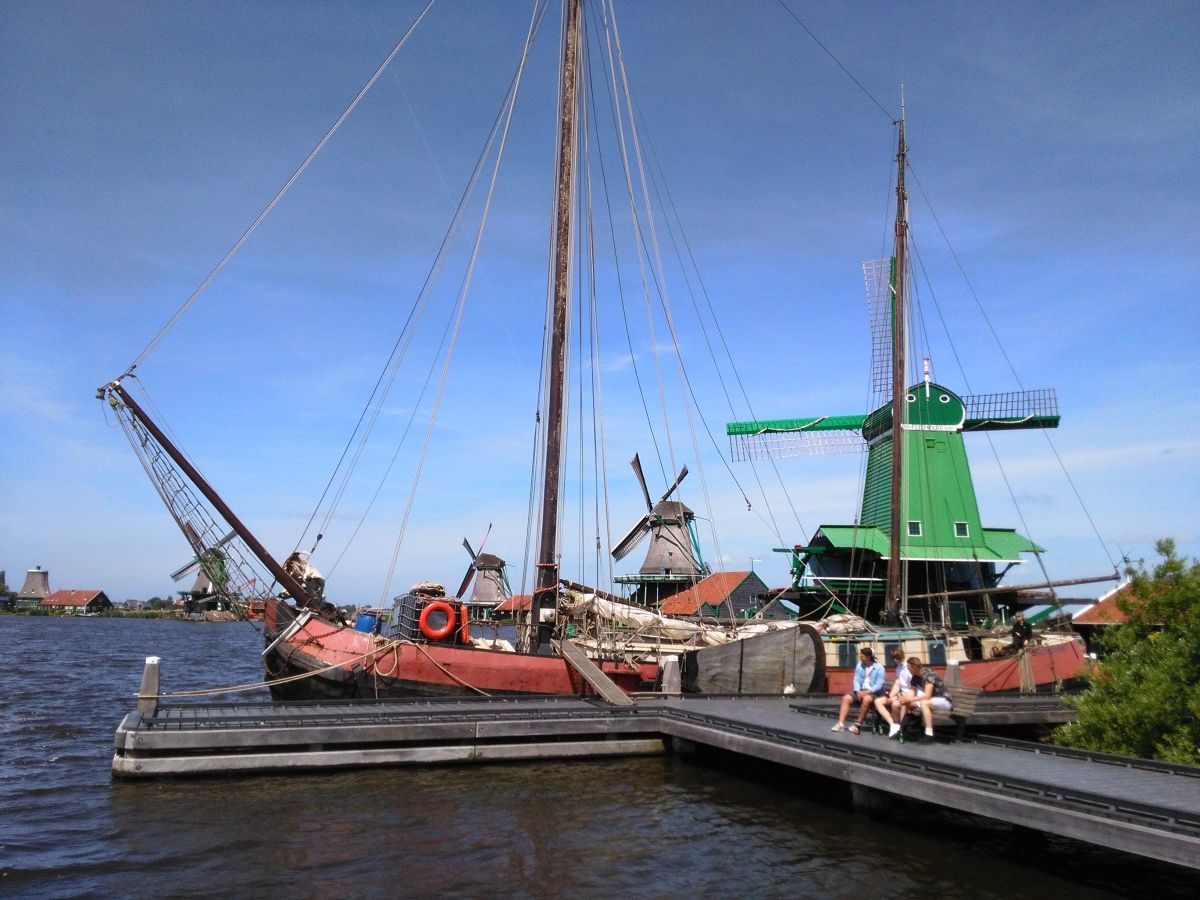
[457,603,470,645]
[419,600,457,641]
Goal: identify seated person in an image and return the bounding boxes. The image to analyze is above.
[832,646,885,735]
[893,657,952,743]
[874,647,914,737]
[992,610,1034,657]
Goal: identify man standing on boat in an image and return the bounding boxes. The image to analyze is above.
[831,647,885,734]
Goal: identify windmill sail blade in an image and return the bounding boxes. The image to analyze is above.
[170,558,201,582]
[611,515,651,561]
[727,416,867,461]
[456,540,477,599]
[630,454,653,511]
[170,529,237,581]
[660,464,688,501]
[456,524,492,599]
[455,566,476,601]
[863,258,893,409]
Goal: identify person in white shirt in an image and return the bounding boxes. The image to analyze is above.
[874,647,914,737]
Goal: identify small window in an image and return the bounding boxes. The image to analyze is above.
[939,394,950,404]
[906,393,916,403]
[955,522,969,538]
[907,521,922,537]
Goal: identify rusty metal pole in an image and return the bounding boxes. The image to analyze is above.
[533,0,581,654]
[104,380,313,608]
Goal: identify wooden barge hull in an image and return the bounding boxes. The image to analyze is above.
[263,605,658,701]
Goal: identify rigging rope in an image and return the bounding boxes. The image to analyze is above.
[907,164,1117,572]
[124,0,440,373]
[378,1,546,607]
[305,0,552,577]
[773,0,895,122]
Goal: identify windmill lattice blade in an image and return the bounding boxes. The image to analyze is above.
[963,388,1059,421]
[455,564,476,601]
[863,258,893,410]
[729,430,866,461]
[170,530,236,581]
[611,516,651,561]
[462,537,477,560]
[170,558,201,582]
[660,464,688,501]
[630,454,653,512]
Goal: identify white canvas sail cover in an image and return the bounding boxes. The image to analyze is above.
[565,592,735,644]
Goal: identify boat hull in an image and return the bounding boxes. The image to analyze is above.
[821,635,1086,694]
[263,607,658,701]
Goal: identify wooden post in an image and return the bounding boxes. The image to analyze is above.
[944,658,961,689]
[661,657,681,694]
[1019,650,1035,693]
[137,656,161,717]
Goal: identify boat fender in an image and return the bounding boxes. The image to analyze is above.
[419,600,457,641]
[457,603,470,645]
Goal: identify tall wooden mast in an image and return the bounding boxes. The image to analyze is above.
[885,114,908,620]
[533,0,582,653]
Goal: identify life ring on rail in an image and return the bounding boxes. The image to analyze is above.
[419,600,457,641]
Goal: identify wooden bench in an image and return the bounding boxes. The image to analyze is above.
[931,685,983,741]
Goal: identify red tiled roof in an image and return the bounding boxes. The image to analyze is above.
[494,594,532,613]
[41,590,104,607]
[1073,582,1133,624]
[660,571,752,615]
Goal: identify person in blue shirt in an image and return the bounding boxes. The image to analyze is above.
[831,646,885,734]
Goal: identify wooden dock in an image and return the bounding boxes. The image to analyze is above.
[115,662,1200,870]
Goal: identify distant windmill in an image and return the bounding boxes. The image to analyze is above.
[612,454,707,605]
[171,528,238,599]
[456,526,509,608]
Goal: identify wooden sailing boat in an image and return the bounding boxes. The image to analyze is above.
[727,114,1116,693]
[98,0,822,701]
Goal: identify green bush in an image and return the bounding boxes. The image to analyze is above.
[1053,539,1200,764]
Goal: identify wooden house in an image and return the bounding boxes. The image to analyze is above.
[659,571,768,619]
[40,590,113,615]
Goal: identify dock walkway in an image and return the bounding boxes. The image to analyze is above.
[114,692,1199,869]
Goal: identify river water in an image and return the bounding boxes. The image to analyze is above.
[0,616,1192,898]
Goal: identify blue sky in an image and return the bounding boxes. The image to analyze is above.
[2,1,1196,604]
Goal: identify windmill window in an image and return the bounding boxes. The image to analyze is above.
[955,522,969,538]
[906,393,916,402]
[939,394,950,404]
[907,521,922,537]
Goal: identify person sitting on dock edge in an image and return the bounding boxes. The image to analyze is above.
[832,647,885,734]
[894,658,951,743]
[875,647,914,738]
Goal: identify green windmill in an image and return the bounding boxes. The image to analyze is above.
[727,119,1063,631]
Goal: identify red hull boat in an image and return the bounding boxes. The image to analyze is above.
[263,600,659,700]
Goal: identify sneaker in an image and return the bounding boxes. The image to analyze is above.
[848,723,861,735]
[888,723,901,738]
[830,722,846,732]
[919,734,934,744]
